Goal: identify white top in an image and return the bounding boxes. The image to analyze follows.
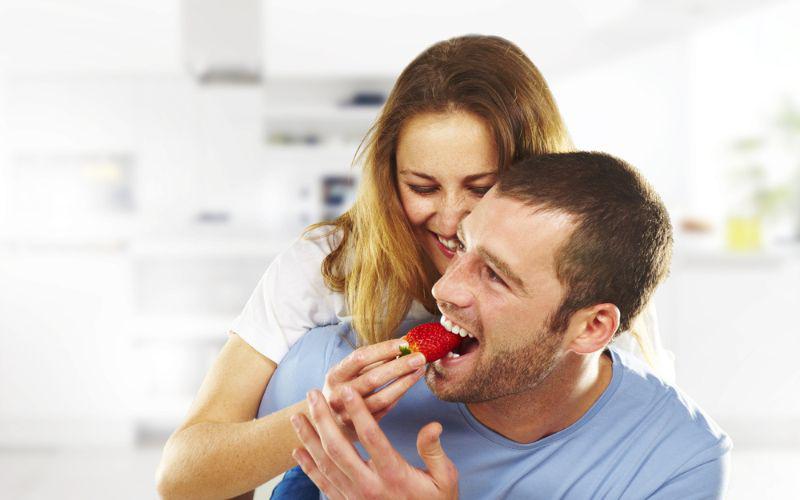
[230,226,676,383]
[230,226,433,364]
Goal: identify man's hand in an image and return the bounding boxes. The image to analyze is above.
[291,386,459,500]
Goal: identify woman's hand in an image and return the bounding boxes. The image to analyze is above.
[322,338,426,440]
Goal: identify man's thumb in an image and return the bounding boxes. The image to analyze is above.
[417,422,456,485]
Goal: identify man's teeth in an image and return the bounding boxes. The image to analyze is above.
[446,351,460,358]
[439,314,474,338]
[436,234,459,251]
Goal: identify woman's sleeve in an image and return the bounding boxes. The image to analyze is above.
[228,231,341,364]
[615,301,677,384]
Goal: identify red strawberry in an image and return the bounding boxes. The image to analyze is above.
[399,322,462,363]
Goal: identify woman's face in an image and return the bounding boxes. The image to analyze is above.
[396,110,498,275]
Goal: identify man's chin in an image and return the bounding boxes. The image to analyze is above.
[424,364,472,402]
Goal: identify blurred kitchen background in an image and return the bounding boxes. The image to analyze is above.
[1,0,799,498]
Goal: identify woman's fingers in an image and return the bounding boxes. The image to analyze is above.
[328,339,410,383]
[364,366,425,414]
[351,353,425,395]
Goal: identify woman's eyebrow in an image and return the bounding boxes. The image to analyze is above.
[398,169,436,180]
[463,172,495,182]
[398,170,495,182]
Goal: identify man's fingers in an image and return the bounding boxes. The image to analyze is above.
[364,366,425,414]
[306,389,374,483]
[328,339,410,382]
[292,447,347,500]
[340,386,401,474]
[416,422,458,489]
[291,413,353,494]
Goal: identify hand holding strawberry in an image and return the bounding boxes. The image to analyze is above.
[321,338,426,441]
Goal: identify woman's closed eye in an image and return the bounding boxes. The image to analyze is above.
[469,186,492,196]
[408,184,438,194]
[407,184,492,196]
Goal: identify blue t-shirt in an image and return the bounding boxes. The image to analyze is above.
[259,324,731,499]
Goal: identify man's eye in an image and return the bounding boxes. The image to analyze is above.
[486,266,506,286]
[456,240,466,253]
[409,184,438,194]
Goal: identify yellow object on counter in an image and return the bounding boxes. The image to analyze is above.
[725,215,762,252]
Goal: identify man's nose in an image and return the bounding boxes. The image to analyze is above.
[432,254,473,309]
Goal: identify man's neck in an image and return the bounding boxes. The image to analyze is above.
[465,350,614,444]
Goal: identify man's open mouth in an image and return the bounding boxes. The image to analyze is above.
[439,314,480,360]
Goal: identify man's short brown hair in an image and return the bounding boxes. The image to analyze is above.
[496,152,673,334]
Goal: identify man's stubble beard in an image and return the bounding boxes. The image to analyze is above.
[425,324,565,404]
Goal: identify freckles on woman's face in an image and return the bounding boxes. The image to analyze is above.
[395,110,498,275]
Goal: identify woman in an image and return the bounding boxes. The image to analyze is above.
[156,35,664,499]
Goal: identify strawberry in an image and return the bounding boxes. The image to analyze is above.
[399,322,462,363]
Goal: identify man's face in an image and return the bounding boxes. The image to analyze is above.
[427,189,576,403]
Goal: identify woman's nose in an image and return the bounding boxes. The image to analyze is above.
[437,193,469,235]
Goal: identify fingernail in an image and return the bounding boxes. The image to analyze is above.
[341,385,353,401]
[307,390,318,405]
[290,415,300,430]
[408,353,426,367]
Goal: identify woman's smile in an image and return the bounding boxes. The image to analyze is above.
[395,110,498,275]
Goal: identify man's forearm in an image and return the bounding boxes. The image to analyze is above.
[156,400,307,500]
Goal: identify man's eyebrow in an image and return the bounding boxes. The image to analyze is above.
[457,222,527,292]
[398,170,495,183]
[478,247,526,292]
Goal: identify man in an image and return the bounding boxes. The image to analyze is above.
[260,152,731,499]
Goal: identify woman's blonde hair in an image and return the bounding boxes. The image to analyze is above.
[308,35,574,346]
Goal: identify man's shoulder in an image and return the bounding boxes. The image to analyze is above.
[613,346,730,443]
[258,323,355,417]
[607,347,732,485]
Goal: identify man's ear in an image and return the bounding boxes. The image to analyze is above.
[564,303,620,354]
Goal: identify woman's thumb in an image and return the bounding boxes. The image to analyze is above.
[417,422,457,486]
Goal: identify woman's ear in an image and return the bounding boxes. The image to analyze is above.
[564,303,620,355]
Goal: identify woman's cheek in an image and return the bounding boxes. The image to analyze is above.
[405,197,435,227]
[399,190,433,227]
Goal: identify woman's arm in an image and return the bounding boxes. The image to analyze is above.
[155,331,425,499]
[156,332,307,499]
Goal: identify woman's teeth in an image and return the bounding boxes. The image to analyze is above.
[436,234,459,251]
[440,314,474,338]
